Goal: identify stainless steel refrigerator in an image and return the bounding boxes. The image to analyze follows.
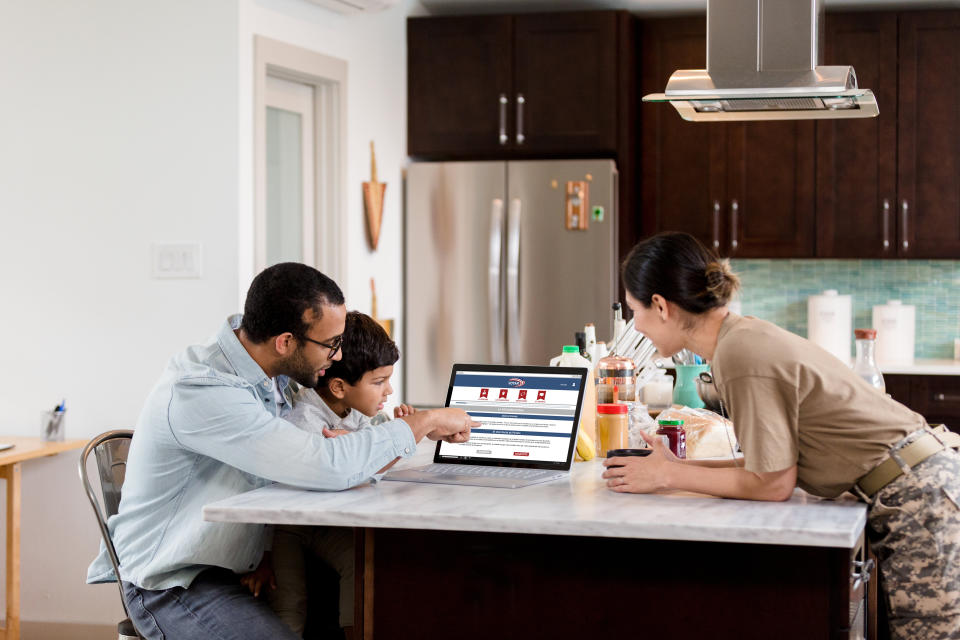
[404,159,618,406]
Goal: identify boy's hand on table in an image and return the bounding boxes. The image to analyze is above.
[239,553,276,598]
[394,404,416,418]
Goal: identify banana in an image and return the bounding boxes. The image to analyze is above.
[575,430,596,461]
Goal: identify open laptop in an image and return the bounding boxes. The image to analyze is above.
[383,363,588,488]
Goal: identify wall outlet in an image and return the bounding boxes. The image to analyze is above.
[152,243,203,279]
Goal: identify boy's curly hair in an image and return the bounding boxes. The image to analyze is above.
[317,311,399,388]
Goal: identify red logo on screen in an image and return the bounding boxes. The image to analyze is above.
[479,388,489,399]
[498,389,509,399]
[537,390,547,401]
[518,390,528,401]
[508,378,526,387]
[513,452,530,456]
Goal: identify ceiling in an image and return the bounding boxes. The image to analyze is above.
[420,0,960,16]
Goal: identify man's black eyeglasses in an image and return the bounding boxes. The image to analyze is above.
[300,333,343,357]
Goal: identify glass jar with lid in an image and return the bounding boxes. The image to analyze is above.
[596,355,636,404]
[656,419,687,459]
[597,403,629,457]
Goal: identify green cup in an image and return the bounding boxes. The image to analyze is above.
[672,364,710,409]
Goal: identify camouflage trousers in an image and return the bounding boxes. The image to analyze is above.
[866,429,960,640]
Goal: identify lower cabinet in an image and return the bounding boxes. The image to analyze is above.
[885,374,960,430]
[360,528,867,639]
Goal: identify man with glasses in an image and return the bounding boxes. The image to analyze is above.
[87,262,476,640]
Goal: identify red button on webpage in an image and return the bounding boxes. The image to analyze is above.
[513,452,529,456]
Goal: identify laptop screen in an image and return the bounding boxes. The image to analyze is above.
[434,364,587,470]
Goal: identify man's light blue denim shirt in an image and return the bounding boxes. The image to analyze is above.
[87,315,416,590]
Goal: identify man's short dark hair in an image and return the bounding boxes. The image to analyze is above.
[240,263,345,343]
[317,311,399,387]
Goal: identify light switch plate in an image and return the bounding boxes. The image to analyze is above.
[152,243,203,279]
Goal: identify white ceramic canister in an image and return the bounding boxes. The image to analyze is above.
[872,300,916,366]
[807,290,852,363]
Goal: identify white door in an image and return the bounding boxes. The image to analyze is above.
[262,76,315,268]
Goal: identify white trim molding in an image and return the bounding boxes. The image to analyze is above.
[254,35,348,281]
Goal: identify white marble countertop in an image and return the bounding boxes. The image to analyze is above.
[878,359,960,376]
[204,442,867,549]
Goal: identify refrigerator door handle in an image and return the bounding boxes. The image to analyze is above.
[488,198,505,362]
[506,197,522,363]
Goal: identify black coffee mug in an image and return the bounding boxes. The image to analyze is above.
[605,448,652,468]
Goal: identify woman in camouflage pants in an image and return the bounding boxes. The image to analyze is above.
[866,430,960,639]
[609,232,960,640]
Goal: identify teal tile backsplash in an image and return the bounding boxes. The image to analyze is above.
[731,260,960,359]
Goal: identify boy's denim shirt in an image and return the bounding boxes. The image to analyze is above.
[87,315,416,590]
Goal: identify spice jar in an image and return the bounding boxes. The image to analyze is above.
[596,355,636,404]
[656,419,687,459]
[597,403,629,457]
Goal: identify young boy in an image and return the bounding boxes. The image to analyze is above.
[241,311,414,637]
[288,310,414,434]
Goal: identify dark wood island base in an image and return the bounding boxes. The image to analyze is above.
[355,528,872,640]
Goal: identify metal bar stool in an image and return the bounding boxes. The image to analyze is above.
[78,430,144,640]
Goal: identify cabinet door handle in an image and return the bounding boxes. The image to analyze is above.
[515,94,525,145]
[730,199,739,251]
[498,94,508,145]
[934,393,960,403]
[901,200,909,252]
[882,198,891,251]
[712,200,721,250]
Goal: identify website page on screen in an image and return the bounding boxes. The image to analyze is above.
[438,371,582,463]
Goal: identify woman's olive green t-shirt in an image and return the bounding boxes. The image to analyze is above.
[711,313,926,498]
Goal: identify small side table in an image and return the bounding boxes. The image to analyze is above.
[0,437,85,640]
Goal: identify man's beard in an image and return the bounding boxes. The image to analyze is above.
[280,345,322,388]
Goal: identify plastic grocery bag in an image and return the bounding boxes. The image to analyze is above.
[656,406,739,459]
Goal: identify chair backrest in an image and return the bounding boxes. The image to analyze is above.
[79,430,134,617]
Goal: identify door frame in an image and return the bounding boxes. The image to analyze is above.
[254,35,347,280]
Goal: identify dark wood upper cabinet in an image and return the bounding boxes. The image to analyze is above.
[639,18,727,253]
[408,12,628,158]
[816,12,898,258]
[513,13,619,153]
[898,11,960,258]
[407,17,512,156]
[642,9,960,259]
[410,10,960,258]
[640,18,815,258]
[726,120,816,258]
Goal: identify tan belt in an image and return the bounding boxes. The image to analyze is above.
[855,426,960,500]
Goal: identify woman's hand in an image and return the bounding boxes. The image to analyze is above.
[394,404,417,418]
[601,431,676,493]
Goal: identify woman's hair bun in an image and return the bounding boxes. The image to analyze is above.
[704,259,740,305]
[621,232,739,316]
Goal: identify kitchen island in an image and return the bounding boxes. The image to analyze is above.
[204,442,870,639]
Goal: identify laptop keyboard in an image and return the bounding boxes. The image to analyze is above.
[422,463,560,479]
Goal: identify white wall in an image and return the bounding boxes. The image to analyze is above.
[239,0,425,405]
[0,0,416,624]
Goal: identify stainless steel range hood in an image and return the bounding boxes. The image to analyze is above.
[643,0,878,122]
